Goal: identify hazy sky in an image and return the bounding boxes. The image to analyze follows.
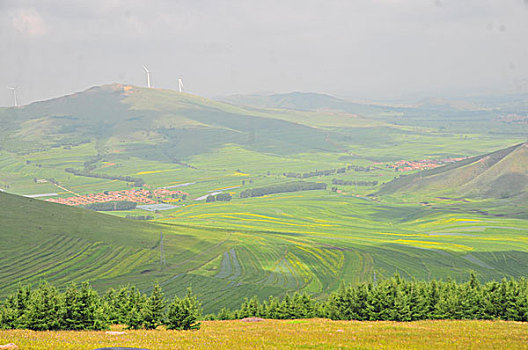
[1,0,528,106]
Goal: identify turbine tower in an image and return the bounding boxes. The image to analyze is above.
[178,78,183,93]
[7,87,18,107]
[143,65,151,88]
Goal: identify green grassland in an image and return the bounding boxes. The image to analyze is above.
[1,85,527,313]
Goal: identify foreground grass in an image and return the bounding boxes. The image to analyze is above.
[1,319,527,349]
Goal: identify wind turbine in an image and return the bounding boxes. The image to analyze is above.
[178,78,183,93]
[7,87,18,107]
[143,65,151,88]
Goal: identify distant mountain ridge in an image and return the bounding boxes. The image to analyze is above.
[220,91,394,115]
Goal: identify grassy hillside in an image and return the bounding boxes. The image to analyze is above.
[379,143,528,203]
[0,191,224,296]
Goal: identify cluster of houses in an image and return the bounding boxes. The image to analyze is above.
[388,157,466,172]
[46,188,188,207]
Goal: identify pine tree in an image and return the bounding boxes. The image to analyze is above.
[263,296,280,319]
[126,305,143,330]
[239,296,259,318]
[217,307,233,320]
[434,280,458,320]
[392,287,412,321]
[165,288,202,330]
[0,285,31,329]
[124,286,147,329]
[115,286,133,324]
[292,293,315,318]
[102,288,119,324]
[408,281,428,320]
[24,282,64,330]
[63,282,107,330]
[0,296,18,329]
[142,282,166,329]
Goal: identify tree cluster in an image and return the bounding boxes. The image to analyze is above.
[82,200,137,211]
[332,179,378,186]
[126,215,154,220]
[210,293,321,320]
[206,193,232,202]
[208,274,528,322]
[347,165,372,172]
[240,181,327,198]
[0,283,201,331]
[0,282,106,330]
[283,168,345,179]
[325,274,528,321]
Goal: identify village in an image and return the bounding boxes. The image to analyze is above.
[387,157,466,172]
[46,188,188,207]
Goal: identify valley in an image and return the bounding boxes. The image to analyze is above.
[1,84,527,313]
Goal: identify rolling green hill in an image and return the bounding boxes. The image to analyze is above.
[0,85,369,158]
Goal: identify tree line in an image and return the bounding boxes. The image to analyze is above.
[283,168,346,179]
[0,282,201,331]
[208,274,528,322]
[240,181,327,198]
[282,165,377,179]
[2,275,527,331]
[82,200,137,211]
[126,215,154,220]
[332,179,378,186]
[347,165,373,172]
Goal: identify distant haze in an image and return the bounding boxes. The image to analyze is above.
[1,0,528,106]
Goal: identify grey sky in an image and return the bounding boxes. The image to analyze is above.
[1,0,528,106]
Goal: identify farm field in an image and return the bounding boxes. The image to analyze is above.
[0,319,527,349]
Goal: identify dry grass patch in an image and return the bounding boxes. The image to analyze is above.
[1,319,527,349]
